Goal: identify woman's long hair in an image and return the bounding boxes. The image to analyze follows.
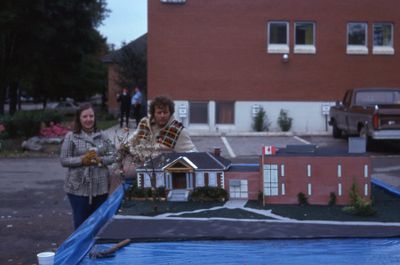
[73,103,97,133]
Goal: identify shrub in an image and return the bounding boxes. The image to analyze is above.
[0,110,63,139]
[277,109,293,132]
[328,192,337,206]
[252,107,270,132]
[342,183,376,216]
[125,185,152,199]
[155,186,166,199]
[258,191,264,204]
[297,192,309,205]
[9,111,41,138]
[190,186,227,202]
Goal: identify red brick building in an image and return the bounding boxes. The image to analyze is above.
[136,146,371,205]
[259,146,371,205]
[148,0,400,133]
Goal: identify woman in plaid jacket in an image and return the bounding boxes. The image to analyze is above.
[60,103,115,229]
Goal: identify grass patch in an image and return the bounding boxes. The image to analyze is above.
[119,184,400,222]
[246,185,400,222]
[118,200,224,216]
[171,208,275,220]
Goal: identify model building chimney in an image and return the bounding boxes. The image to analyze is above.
[214,147,221,156]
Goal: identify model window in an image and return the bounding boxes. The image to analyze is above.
[347,23,368,54]
[144,173,151,187]
[229,180,248,199]
[337,164,342,177]
[190,101,208,124]
[263,164,279,196]
[195,172,205,187]
[208,172,217,187]
[267,21,289,53]
[373,23,394,55]
[216,101,234,124]
[294,22,316,54]
[156,172,164,188]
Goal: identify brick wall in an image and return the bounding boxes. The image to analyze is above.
[262,155,371,205]
[148,0,400,101]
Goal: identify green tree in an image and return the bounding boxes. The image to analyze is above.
[277,109,293,132]
[0,0,109,114]
[116,39,147,91]
[252,107,270,132]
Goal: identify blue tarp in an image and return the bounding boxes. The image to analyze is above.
[54,185,124,265]
[79,239,400,265]
[55,179,400,264]
[372,177,400,197]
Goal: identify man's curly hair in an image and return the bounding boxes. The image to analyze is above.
[149,96,175,118]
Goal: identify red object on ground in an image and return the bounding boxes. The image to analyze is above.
[40,123,70,137]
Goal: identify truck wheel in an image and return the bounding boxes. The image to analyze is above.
[332,121,342,138]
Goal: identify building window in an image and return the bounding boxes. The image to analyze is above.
[208,172,217,187]
[294,22,316,54]
[195,172,204,187]
[190,101,208,124]
[229,180,248,199]
[216,101,234,124]
[156,172,164,188]
[347,22,368,54]
[373,23,394,55]
[267,21,289,53]
[144,173,151,188]
[263,164,279,196]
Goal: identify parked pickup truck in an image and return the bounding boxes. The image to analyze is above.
[329,88,400,146]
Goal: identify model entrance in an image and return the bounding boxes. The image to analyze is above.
[172,172,187,189]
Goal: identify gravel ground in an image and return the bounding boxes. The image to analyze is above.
[0,155,73,265]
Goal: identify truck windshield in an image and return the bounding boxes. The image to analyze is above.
[354,90,400,106]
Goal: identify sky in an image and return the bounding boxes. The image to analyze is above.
[98,0,147,49]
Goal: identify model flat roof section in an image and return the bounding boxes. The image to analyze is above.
[228,164,259,172]
[271,145,369,157]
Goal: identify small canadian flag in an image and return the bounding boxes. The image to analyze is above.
[263,145,277,156]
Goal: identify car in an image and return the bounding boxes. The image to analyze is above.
[48,101,79,115]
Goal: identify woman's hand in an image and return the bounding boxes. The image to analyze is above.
[81,150,101,166]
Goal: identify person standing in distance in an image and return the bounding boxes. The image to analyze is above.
[131,87,143,127]
[60,103,115,229]
[117,88,131,128]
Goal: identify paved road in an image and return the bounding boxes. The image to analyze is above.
[0,157,72,265]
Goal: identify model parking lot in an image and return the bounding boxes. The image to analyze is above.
[191,135,400,178]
